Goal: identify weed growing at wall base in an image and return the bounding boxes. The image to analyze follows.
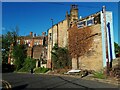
[93,71,106,79]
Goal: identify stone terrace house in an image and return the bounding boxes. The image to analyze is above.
[47,5,79,68]
[47,5,115,71]
[9,32,48,68]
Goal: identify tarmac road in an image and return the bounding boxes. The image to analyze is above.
[2,73,119,90]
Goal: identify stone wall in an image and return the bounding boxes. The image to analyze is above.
[47,5,79,69]
[68,24,103,71]
[78,24,103,71]
[47,20,69,68]
[58,20,68,47]
[33,45,42,59]
[47,27,52,68]
[49,20,68,47]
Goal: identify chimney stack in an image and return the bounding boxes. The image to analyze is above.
[30,32,33,37]
[42,32,46,37]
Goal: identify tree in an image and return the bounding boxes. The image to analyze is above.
[114,42,120,56]
[20,57,36,72]
[51,44,71,69]
[2,28,18,63]
[12,44,27,71]
[68,24,93,69]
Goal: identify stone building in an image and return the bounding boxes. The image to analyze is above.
[33,45,47,68]
[47,5,79,68]
[68,7,115,71]
[47,5,115,71]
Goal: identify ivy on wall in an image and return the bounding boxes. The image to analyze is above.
[68,24,93,58]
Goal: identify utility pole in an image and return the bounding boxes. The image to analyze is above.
[103,6,109,75]
[51,18,53,70]
[51,18,53,47]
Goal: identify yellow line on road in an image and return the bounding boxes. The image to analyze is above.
[1,80,12,89]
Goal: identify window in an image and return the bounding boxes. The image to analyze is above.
[49,33,52,37]
[77,21,86,28]
[49,33,52,40]
[87,19,93,26]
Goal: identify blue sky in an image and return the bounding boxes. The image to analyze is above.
[2,2,118,43]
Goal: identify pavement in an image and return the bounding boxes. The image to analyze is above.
[82,74,119,86]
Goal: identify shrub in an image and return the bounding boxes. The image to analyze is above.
[18,57,36,72]
[2,63,15,73]
[34,67,49,73]
[51,43,72,69]
[18,67,29,72]
[13,44,27,71]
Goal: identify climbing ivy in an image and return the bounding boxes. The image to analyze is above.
[51,44,71,69]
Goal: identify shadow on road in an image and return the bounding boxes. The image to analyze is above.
[46,76,94,90]
[58,76,94,90]
[12,84,28,90]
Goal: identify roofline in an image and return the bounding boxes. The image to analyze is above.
[47,19,66,31]
[77,11,101,22]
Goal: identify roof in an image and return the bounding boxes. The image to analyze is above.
[17,36,47,40]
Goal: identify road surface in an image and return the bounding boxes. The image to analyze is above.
[2,73,119,90]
